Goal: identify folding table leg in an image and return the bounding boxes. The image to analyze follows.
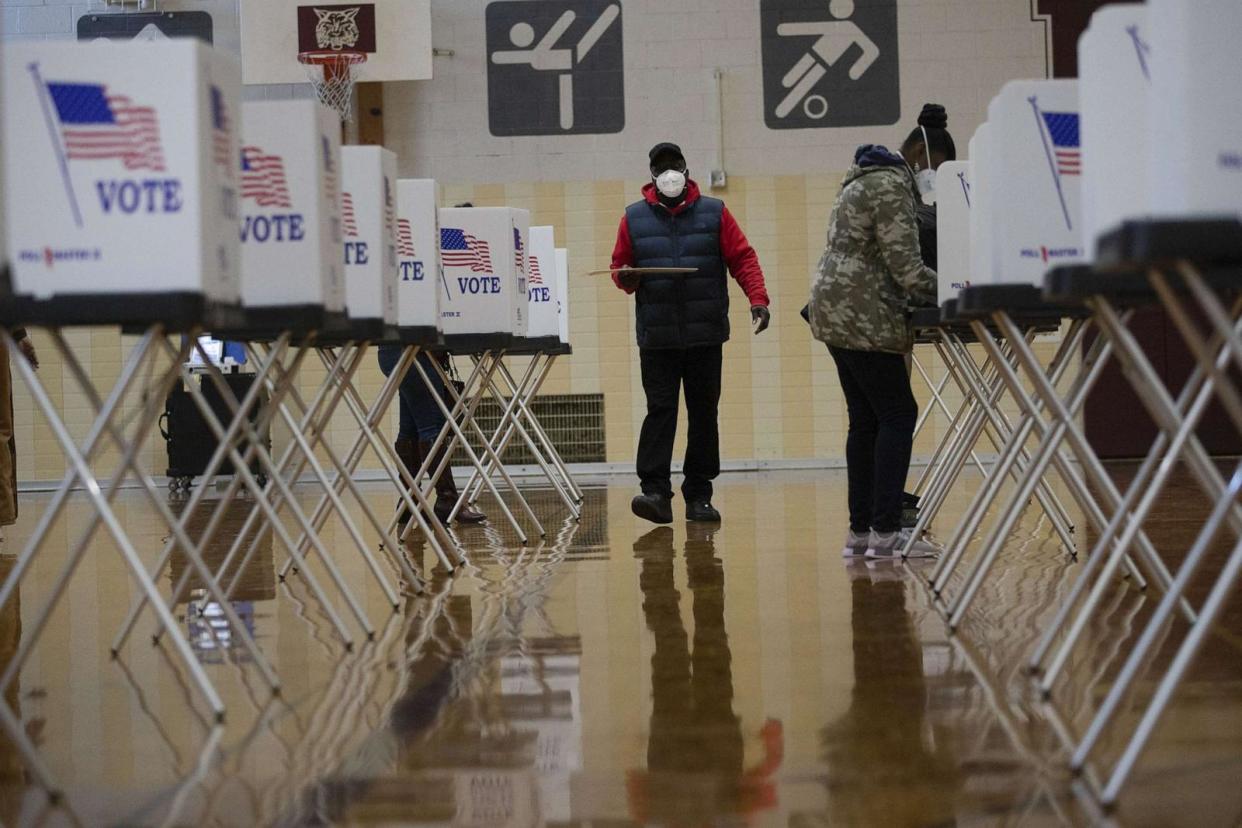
[295,345,460,571]
[983,313,1190,617]
[253,345,433,587]
[0,330,226,718]
[415,352,544,542]
[117,336,364,651]
[1029,296,1242,687]
[484,354,582,503]
[1072,464,1242,805]
[208,343,411,606]
[910,348,988,489]
[46,329,281,692]
[457,353,580,521]
[928,321,1094,583]
[943,319,1152,628]
[182,340,380,636]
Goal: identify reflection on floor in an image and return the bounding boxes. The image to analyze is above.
[0,469,1240,826]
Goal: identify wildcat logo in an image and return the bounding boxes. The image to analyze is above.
[315,7,361,50]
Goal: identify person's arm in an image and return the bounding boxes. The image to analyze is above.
[869,172,937,306]
[610,214,639,294]
[720,207,769,307]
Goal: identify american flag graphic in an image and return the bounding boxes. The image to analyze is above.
[46,82,165,171]
[1029,96,1079,231]
[341,192,360,238]
[1041,111,1081,176]
[241,146,292,208]
[513,227,524,272]
[441,228,492,273]
[210,86,231,170]
[529,254,545,286]
[397,219,416,258]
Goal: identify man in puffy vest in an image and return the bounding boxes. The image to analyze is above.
[611,143,771,525]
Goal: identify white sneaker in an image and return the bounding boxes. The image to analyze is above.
[842,529,870,558]
[866,529,941,560]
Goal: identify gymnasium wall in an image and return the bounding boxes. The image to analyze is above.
[1,0,1053,483]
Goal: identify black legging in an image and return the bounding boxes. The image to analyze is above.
[829,346,919,533]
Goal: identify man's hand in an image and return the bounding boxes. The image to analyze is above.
[751,305,770,335]
[18,338,38,369]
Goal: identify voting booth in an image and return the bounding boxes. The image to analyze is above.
[394,178,442,338]
[437,207,529,341]
[239,100,343,322]
[968,124,994,286]
[339,145,398,329]
[1079,4,1150,255]
[986,80,1086,285]
[936,161,972,306]
[1,40,241,320]
[555,248,569,345]
[1148,0,1242,220]
[526,226,560,343]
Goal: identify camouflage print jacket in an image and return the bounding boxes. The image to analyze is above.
[808,145,937,354]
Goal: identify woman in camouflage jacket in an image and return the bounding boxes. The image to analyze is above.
[809,104,956,559]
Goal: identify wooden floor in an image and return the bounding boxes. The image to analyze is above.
[0,467,1240,826]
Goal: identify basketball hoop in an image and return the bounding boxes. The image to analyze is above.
[298,49,367,122]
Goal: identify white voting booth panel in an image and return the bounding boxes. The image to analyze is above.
[968,124,994,286]
[0,45,6,284]
[395,178,441,332]
[555,247,569,345]
[1079,4,1150,255]
[936,161,972,306]
[239,100,343,312]
[340,146,397,324]
[527,226,559,340]
[437,207,529,338]
[2,40,241,304]
[1148,0,1242,219]
[987,80,1086,285]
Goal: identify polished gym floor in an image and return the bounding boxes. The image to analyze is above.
[0,468,1239,826]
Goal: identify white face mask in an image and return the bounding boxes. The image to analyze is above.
[655,169,687,199]
[915,125,936,204]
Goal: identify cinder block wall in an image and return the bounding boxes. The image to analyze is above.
[1,0,1057,482]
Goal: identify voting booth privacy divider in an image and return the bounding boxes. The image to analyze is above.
[555,248,570,345]
[2,40,241,317]
[395,178,442,336]
[986,80,1085,285]
[1079,4,1150,257]
[340,145,398,327]
[437,207,529,340]
[240,100,344,318]
[967,124,993,286]
[1148,0,1242,221]
[526,226,559,342]
[935,160,971,305]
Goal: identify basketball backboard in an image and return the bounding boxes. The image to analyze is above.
[239,0,431,85]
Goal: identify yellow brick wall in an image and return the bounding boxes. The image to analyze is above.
[10,173,1067,484]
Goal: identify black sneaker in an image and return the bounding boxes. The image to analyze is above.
[631,493,674,524]
[686,500,721,523]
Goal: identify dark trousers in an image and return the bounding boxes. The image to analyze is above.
[637,345,723,502]
[377,347,449,443]
[829,346,918,533]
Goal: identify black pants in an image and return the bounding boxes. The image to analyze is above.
[637,345,723,502]
[829,346,918,533]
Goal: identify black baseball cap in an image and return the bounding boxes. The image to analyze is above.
[648,142,685,168]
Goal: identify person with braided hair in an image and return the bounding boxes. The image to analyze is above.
[808,103,956,561]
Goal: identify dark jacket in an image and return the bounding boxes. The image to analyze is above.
[611,181,768,350]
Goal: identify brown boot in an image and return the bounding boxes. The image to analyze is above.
[419,439,487,525]
[393,436,419,527]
